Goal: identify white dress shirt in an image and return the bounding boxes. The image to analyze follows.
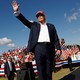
[8,61,12,71]
[38,23,50,42]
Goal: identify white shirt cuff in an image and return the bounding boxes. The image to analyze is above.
[13,11,20,16]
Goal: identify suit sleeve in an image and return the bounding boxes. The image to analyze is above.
[16,13,33,29]
[54,26,61,50]
[4,63,7,75]
[12,62,16,72]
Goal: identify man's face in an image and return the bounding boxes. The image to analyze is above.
[8,58,12,62]
[37,14,45,23]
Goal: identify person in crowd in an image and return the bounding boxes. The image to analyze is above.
[4,57,17,80]
[68,54,73,71]
[60,38,68,60]
[12,1,61,80]
[1,60,6,68]
[60,38,67,50]
[25,52,33,62]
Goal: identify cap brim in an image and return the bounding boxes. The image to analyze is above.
[36,13,45,18]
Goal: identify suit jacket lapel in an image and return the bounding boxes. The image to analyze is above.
[37,23,40,37]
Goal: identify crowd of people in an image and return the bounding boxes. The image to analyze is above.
[0,39,80,80]
[0,43,80,68]
[0,46,34,68]
[59,38,80,61]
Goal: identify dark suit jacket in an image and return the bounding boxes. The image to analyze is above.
[68,56,72,64]
[4,61,16,76]
[16,13,61,54]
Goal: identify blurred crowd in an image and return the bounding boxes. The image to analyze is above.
[58,38,80,61]
[0,38,80,68]
[0,46,35,68]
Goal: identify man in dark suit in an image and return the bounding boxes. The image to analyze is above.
[68,54,73,71]
[4,57,16,80]
[12,1,61,80]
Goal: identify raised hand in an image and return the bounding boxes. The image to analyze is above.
[12,0,19,12]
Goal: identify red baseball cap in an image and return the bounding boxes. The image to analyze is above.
[36,10,45,17]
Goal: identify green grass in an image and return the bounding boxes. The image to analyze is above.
[0,77,16,80]
[53,67,79,80]
[0,67,79,80]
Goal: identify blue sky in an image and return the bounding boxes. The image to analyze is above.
[0,0,80,55]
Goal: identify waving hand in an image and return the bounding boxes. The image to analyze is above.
[12,0,19,12]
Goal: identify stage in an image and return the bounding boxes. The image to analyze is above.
[60,67,80,80]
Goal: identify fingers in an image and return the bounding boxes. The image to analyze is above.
[12,0,17,7]
[15,72,17,76]
[12,0,19,8]
[12,0,19,12]
[5,74,7,77]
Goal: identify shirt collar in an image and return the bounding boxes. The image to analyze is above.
[39,22,47,25]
